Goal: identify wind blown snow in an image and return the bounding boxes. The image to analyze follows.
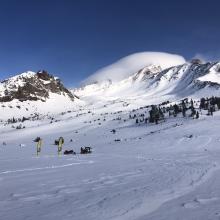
[83,52,186,85]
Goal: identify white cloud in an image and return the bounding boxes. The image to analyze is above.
[192,53,207,63]
[83,52,186,85]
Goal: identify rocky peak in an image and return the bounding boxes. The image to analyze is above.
[0,70,75,102]
[132,65,162,82]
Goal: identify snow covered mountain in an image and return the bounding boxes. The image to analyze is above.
[0,70,81,119]
[0,70,75,102]
[82,52,186,84]
[74,60,220,106]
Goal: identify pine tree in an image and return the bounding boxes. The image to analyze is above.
[173,104,179,117]
[190,99,194,108]
[12,117,16,123]
[200,97,206,109]
[182,100,186,117]
[191,106,196,118]
[149,107,154,123]
[210,106,214,116]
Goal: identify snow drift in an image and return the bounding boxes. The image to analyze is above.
[83,52,186,85]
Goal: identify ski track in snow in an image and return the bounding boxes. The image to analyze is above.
[0,160,94,175]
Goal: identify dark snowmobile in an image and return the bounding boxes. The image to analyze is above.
[80,147,92,154]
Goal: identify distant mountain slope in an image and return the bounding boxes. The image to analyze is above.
[74,61,220,105]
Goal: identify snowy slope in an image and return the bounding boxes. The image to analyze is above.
[0,93,83,119]
[0,71,35,97]
[0,100,220,220]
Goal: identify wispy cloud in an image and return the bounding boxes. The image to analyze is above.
[193,51,220,63]
[83,52,186,85]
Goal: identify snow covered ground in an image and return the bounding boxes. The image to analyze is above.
[0,101,220,220]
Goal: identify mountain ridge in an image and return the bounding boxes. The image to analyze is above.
[74,61,220,104]
[0,70,75,102]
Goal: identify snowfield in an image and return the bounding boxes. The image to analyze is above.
[1,101,220,220]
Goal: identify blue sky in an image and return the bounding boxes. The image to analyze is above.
[0,0,220,87]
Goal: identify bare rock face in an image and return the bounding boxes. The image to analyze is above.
[0,70,75,102]
[190,58,204,65]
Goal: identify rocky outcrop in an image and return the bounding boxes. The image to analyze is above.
[0,70,75,102]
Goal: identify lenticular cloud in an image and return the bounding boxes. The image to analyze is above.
[83,52,186,85]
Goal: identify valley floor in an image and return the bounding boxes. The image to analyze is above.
[0,109,220,220]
